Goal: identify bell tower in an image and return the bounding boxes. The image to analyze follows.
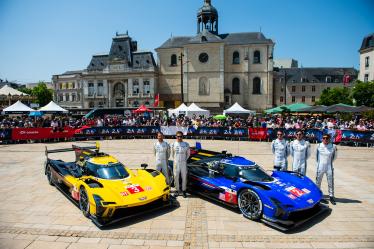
[197,0,219,35]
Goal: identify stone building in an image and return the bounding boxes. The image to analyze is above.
[156,0,275,110]
[52,33,157,109]
[358,33,374,82]
[273,67,358,106]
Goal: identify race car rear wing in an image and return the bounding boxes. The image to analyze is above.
[45,142,100,161]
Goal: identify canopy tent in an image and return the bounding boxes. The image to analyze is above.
[2,100,34,114]
[133,104,152,114]
[186,103,210,117]
[168,103,188,116]
[38,101,68,113]
[325,103,356,113]
[29,111,44,117]
[285,103,311,112]
[298,105,328,113]
[0,85,28,96]
[264,105,287,114]
[353,105,374,113]
[223,102,256,115]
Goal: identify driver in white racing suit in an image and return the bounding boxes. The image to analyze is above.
[271,130,289,171]
[316,134,337,205]
[153,132,171,184]
[290,130,311,175]
[171,131,190,198]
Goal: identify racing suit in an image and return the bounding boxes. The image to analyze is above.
[316,143,337,197]
[153,141,171,184]
[172,141,190,192]
[271,139,289,171]
[290,139,311,175]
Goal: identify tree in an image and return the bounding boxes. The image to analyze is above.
[316,87,353,106]
[32,81,53,106]
[18,86,33,95]
[352,80,374,107]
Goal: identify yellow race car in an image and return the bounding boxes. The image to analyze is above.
[44,143,173,227]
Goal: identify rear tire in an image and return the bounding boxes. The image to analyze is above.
[79,187,90,218]
[45,164,54,186]
[238,189,263,220]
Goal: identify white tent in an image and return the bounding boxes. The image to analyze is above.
[0,85,28,96]
[186,103,210,117]
[223,102,256,115]
[2,100,34,114]
[168,103,188,116]
[38,101,68,113]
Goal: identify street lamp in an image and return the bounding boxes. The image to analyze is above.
[284,70,287,105]
[178,52,190,104]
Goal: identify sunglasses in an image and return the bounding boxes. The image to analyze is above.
[176,136,183,138]
[277,134,283,136]
[296,133,302,136]
[322,137,329,140]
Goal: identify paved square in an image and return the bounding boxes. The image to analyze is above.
[0,139,373,248]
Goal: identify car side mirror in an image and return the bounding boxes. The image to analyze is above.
[141,163,148,169]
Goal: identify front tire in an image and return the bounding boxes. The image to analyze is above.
[79,187,90,218]
[45,164,54,186]
[238,189,263,220]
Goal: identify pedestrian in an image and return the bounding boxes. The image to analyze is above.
[290,130,311,175]
[171,131,190,198]
[271,130,289,171]
[316,134,337,205]
[153,132,171,184]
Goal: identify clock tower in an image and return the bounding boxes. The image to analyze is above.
[197,0,219,35]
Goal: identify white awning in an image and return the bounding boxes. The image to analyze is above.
[38,101,68,113]
[168,103,189,116]
[186,103,210,117]
[3,100,34,114]
[0,85,28,96]
[223,102,256,115]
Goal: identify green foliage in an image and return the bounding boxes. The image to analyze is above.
[362,110,374,120]
[17,86,33,95]
[316,87,353,106]
[352,81,374,107]
[31,81,53,106]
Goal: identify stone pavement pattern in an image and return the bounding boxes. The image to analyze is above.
[0,139,373,249]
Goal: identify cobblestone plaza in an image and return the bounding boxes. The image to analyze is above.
[0,140,373,249]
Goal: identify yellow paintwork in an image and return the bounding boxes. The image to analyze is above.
[64,152,170,221]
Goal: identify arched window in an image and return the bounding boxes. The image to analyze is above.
[199,77,209,95]
[253,77,261,94]
[170,54,177,66]
[253,50,261,64]
[232,78,240,95]
[233,51,240,64]
[113,82,124,98]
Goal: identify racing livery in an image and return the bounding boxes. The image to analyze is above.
[187,144,330,231]
[44,143,172,227]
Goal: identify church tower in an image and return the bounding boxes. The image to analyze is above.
[197,0,219,35]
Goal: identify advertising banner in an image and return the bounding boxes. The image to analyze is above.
[0,129,12,141]
[160,126,189,136]
[248,128,268,140]
[11,127,75,140]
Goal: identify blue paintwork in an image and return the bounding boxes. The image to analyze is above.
[189,156,323,222]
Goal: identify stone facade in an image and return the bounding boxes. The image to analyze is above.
[156,0,274,110]
[358,33,374,82]
[52,33,157,109]
[273,68,358,106]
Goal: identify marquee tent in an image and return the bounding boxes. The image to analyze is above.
[223,102,255,115]
[185,103,210,117]
[38,101,68,113]
[0,85,28,96]
[168,103,188,116]
[133,104,152,113]
[2,100,34,114]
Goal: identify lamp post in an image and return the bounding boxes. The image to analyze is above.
[179,53,184,103]
[284,70,287,105]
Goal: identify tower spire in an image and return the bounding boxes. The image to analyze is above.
[197,0,219,34]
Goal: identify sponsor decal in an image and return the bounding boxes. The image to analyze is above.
[302,188,311,194]
[285,186,305,197]
[307,199,314,204]
[71,189,79,201]
[120,191,129,196]
[218,187,238,204]
[138,196,147,201]
[145,186,153,191]
[126,184,144,194]
[287,193,297,200]
[264,204,274,210]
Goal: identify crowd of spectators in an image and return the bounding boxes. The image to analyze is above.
[1,113,373,131]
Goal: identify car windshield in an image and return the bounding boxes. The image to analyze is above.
[86,162,129,179]
[238,165,273,182]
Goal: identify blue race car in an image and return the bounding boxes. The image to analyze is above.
[186,144,330,231]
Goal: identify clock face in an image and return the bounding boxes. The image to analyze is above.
[199,53,209,63]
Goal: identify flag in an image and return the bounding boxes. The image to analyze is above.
[343,75,351,86]
[153,93,159,107]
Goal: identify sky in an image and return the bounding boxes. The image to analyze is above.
[0,0,373,83]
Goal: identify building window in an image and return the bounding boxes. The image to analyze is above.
[133,79,139,94]
[65,93,70,102]
[88,82,94,96]
[302,85,306,92]
[72,94,76,102]
[133,100,139,107]
[279,77,284,83]
[233,51,240,64]
[280,86,284,92]
[312,85,316,92]
[89,101,95,108]
[143,80,150,94]
[253,50,261,64]
[59,83,63,90]
[365,56,370,68]
[312,96,315,102]
[280,96,284,102]
[77,93,80,102]
[59,94,63,102]
[302,96,305,102]
[145,101,150,106]
[326,76,331,83]
[97,82,104,96]
[113,82,125,97]
[292,86,296,92]
[225,95,230,104]
[72,82,75,89]
[364,74,369,82]
[170,54,177,66]
[292,96,295,103]
[232,78,240,95]
[199,77,210,95]
[252,77,261,94]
